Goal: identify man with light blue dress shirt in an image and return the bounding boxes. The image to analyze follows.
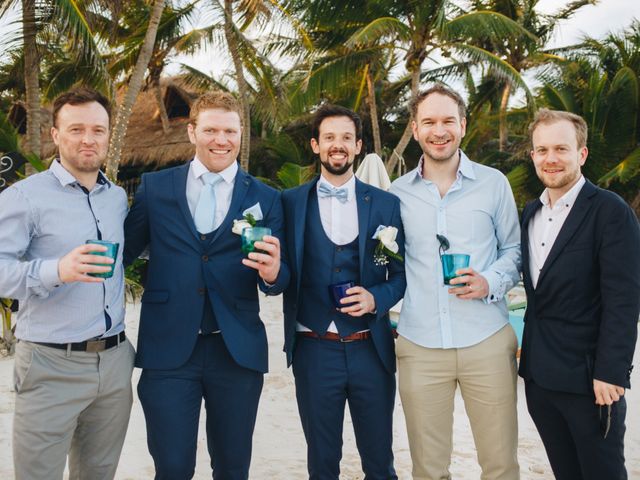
[390,84,521,480]
[0,87,134,480]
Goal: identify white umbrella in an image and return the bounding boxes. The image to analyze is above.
[355,153,391,191]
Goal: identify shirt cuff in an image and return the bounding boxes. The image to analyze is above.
[39,259,62,290]
[480,270,503,304]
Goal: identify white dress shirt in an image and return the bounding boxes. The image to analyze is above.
[298,174,361,334]
[186,158,238,230]
[528,176,585,288]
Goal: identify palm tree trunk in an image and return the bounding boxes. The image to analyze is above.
[386,66,421,175]
[22,0,40,171]
[224,0,251,172]
[154,78,171,134]
[105,0,165,181]
[499,82,511,152]
[366,69,382,156]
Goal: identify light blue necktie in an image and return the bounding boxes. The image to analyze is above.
[194,172,222,234]
[318,183,348,203]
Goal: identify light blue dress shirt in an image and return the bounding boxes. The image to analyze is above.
[0,160,127,343]
[390,151,521,349]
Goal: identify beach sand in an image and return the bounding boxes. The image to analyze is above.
[0,295,638,479]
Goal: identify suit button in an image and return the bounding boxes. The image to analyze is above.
[202,255,209,262]
[334,267,341,273]
[200,234,207,240]
[336,246,343,252]
[198,288,205,295]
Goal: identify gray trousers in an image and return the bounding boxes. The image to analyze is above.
[13,337,135,480]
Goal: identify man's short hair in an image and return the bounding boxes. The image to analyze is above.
[410,83,467,120]
[189,91,242,126]
[52,87,111,128]
[311,104,363,141]
[528,108,588,149]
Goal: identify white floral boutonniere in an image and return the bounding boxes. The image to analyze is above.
[232,202,263,234]
[372,225,403,266]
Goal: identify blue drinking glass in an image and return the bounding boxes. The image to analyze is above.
[441,253,470,286]
[85,239,119,278]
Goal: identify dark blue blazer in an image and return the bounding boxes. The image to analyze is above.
[124,162,290,373]
[518,180,640,394]
[282,177,406,374]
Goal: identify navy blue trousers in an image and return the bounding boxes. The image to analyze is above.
[293,336,397,480]
[138,334,263,480]
[525,380,627,480]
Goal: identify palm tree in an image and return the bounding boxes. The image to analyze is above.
[105,0,166,181]
[467,0,596,151]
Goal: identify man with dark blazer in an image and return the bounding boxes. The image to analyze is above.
[124,91,289,480]
[519,108,640,480]
[282,105,406,479]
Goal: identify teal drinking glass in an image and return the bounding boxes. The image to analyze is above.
[441,253,470,286]
[85,239,119,278]
[241,227,272,254]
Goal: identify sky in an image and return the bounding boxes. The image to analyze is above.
[1,1,640,82]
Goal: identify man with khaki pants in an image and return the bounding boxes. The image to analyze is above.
[390,84,521,480]
[0,87,134,479]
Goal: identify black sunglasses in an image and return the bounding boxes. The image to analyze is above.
[599,404,612,439]
[436,234,450,257]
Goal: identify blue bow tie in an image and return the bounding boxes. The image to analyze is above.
[318,183,349,203]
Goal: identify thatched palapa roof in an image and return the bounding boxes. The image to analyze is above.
[38,78,198,169]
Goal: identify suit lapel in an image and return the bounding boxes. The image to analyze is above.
[294,179,317,291]
[173,162,200,242]
[537,181,597,286]
[211,166,250,244]
[355,179,372,277]
[521,199,543,292]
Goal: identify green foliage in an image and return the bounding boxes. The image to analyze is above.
[276,162,316,189]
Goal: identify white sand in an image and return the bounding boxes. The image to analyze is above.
[0,296,638,479]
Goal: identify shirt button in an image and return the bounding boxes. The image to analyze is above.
[541,242,545,246]
[202,255,209,262]
[106,305,109,309]
[548,218,552,222]
[200,234,207,240]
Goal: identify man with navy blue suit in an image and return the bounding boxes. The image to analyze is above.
[282,105,406,480]
[520,109,640,479]
[124,91,289,480]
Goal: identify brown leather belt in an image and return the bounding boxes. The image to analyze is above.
[297,331,371,343]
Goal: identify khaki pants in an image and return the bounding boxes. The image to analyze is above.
[397,325,519,480]
[13,338,135,480]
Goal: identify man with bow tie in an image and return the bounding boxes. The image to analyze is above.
[124,91,290,480]
[282,104,406,479]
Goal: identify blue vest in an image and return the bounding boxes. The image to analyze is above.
[299,191,368,335]
[200,229,219,333]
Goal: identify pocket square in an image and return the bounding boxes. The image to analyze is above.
[243,202,263,222]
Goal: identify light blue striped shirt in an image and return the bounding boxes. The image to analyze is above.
[0,160,127,343]
[390,152,521,348]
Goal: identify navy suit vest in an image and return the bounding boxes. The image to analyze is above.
[200,229,219,333]
[299,191,367,335]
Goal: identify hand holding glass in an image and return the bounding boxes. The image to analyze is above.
[441,253,470,286]
[329,281,356,309]
[85,240,119,278]
[241,227,272,254]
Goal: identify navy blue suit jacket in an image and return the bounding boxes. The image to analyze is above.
[124,162,290,373]
[282,177,406,374]
[519,180,640,394]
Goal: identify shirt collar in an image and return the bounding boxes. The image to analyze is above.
[192,157,238,185]
[50,159,110,188]
[412,150,476,183]
[539,175,585,208]
[317,173,356,201]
